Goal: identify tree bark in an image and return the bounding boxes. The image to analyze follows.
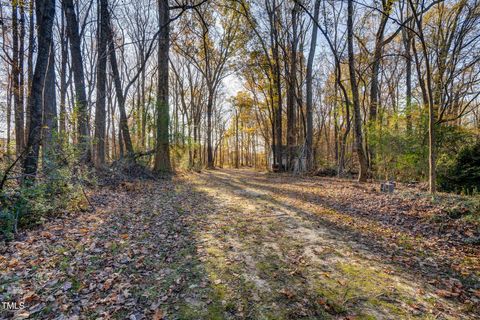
[59,11,68,136]
[12,2,25,156]
[403,28,413,134]
[94,0,109,167]
[286,3,299,171]
[106,11,134,157]
[42,42,58,169]
[269,0,283,170]
[154,0,171,172]
[402,6,412,136]
[19,2,26,152]
[306,0,320,171]
[235,108,240,169]
[347,0,369,182]
[6,66,12,155]
[367,1,390,174]
[26,0,35,143]
[63,0,91,162]
[206,89,214,168]
[23,0,55,181]
[369,2,389,122]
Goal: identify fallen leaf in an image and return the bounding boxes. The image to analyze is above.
[153,308,164,320]
[337,279,347,286]
[40,231,54,239]
[279,288,295,299]
[103,278,114,291]
[436,289,459,298]
[8,259,19,268]
[23,291,38,303]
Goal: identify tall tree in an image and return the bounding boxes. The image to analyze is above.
[63,0,91,162]
[269,0,283,170]
[401,5,414,134]
[106,4,135,158]
[369,0,392,122]
[408,0,436,193]
[19,1,26,153]
[26,0,35,143]
[347,0,369,182]
[59,10,68,136]
[286,2,299,171]
[154,0,171,172]
[367,0,392,173]
[42,42,57,169]
[306,0,320,171]
[94,0,109,167]
[12,1,24,156]
[23,0,56,180]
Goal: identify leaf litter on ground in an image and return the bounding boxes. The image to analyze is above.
[0,168,479,319]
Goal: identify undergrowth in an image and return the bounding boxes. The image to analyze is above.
[0,165,92,241]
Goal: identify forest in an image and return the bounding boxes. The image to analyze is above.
[0,0,480,319]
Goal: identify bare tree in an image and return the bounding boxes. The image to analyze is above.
[306,0,320,171]
[23,0,56,181]
[347,0,369,182]
[63,0,91,162]
[154,0,171,172]
[94,0,109,167]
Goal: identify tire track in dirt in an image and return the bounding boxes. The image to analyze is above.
[187,169,477,319]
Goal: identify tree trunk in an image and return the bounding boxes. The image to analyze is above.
[106,13,134,157]
[26,0,35,143]
[402,25,413,134]
[109,93,116,159]
[63,0,91,162]
[118,119,124,158]
[140,49,147,148]
[154,0,171,172]
[267,0,283,170]
[19,2,26,152]
[407,0,436,193]
[369,7,389,122]
[94,0,109,167]
[286,3,299,171]
[367,4,389,174]
[306,0,320,171]
[206,90,214,168]
[235,109,239,169]
[23,0,55,181]
[347,0,369,182]
[42,42,58,170]
[59,11,68,136]
[6,66,12,155]
[12,2,25,156]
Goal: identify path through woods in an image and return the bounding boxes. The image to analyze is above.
[1,169,479,319]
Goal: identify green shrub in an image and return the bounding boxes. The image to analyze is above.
[0,165,89,241]
[438,140,480,194]
[368,111,428,181]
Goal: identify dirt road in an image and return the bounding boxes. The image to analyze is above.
[1,169,478,319]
